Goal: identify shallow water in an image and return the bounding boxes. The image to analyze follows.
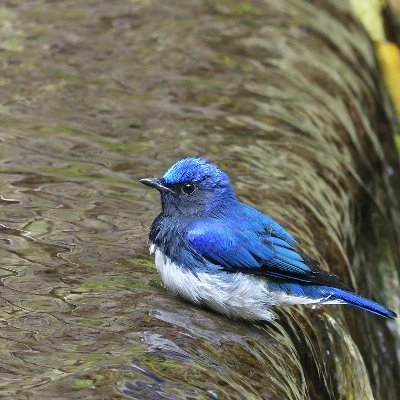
[0,0,399,399]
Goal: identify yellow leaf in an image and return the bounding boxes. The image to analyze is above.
[377,41,400,115]
[351,0,385,42]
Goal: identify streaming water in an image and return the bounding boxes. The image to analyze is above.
[0,0,399,399]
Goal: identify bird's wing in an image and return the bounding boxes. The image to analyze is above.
[187,219,342,287]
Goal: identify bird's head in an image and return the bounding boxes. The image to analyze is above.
[140,157,236,216]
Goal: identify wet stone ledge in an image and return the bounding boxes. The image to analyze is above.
[0,0,399,399]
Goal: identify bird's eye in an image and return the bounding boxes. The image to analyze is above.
[182,182,196,195]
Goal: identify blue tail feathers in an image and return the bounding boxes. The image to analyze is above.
[273,282,397,318]
[318,286,397,319]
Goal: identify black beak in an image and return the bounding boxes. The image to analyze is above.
[139,178,173,193]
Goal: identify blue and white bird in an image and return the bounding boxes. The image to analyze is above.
[140,158,397,320]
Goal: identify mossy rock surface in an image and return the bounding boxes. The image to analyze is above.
[0,0,399,399]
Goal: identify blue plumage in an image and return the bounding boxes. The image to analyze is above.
[140,158,397,320]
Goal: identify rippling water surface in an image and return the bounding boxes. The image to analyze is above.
[0,1,399,399]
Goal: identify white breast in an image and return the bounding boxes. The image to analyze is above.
[149,244,334,320]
